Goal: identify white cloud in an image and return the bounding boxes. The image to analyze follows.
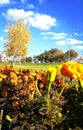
[74,32,79,36]
[38,0,46,4]
[28,13,56,30]
[2,9,34,21]
[52,33,67,40]
[55,38,83,46]
[74,45,83,50]
[43,36,48,40]
[3,29,8,32]
[3,9,56,30]
[41,32,55,35]
[21,0,26,4]
[28,4,35,9]
[55,38,83,52]
[56,40,66,46]
[41,32,67,40]
[0,0,9,4]
[69,38,83,45]
[0,36,4,41]
[20,0,35,9]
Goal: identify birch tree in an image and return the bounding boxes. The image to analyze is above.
[5,19,31,63]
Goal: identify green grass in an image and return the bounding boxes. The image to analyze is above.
[15,62,61,71]
[2,62,62,71]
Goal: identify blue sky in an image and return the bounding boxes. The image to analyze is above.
[0,0,83,57]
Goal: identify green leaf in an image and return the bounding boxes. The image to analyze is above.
[80,102,83,106]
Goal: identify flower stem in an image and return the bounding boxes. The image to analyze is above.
[35,80,42,96]
[78,80,83,88]
[47,82,52,93]
[0,110,3,130]
[58,86,65,100]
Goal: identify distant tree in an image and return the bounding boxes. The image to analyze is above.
[44,50,52,62]
[0,54,2,63]
[65,49,78,61]
[36,54,43,62]
[76,56,83,63]
[5,19,31,64]
[35,48,78,63]
[35,48,65,62]
[53,51,65,62]
[26,56,32,63]
[49,48,59,54]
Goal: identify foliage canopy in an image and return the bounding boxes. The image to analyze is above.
[35,48,78,62]
[5,19,31,60]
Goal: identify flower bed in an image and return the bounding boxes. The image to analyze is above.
[0,62,83,130]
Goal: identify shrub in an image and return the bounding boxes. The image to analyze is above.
[0,61,83,130]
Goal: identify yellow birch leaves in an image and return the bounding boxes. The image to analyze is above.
[5,19,31,57]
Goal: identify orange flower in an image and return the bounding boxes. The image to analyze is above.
[11,78,18,85]
[28,92,34,100]
[28,93,33,99]
[60,96,65,101]
[12,101,19,107]
[20,89,27,94]
[17,78,22,83]
[39,83,44,88]
[0,73,7,79]
[23,75,28,82]
[10,72,17,78]
[41,75,48,84]
[28,82,35,90]
[60,61,83,80]
[2,91,8,97]
[64,83,69,90]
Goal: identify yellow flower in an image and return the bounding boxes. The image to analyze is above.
[0,73,6,81]
[57,112,62,118]
[10,72,17,78]
[48,66,57,83]
[6,115,12,122]
[0,77,2,81]
[1,74,7,79]
[60,61,83,80]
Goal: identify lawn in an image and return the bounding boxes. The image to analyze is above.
[2,62,62,70]
[15,62,61,70]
